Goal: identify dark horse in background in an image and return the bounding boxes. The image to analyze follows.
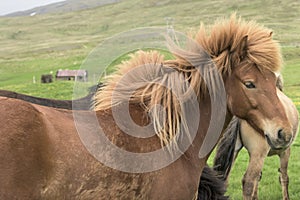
[0,16,292,199]
[0,84,102,110]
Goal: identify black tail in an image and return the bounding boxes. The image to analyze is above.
[213,116,241,181]
[198,166,229,200]
[0,83,104,110]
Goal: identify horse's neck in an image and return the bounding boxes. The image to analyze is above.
[184,93,233,168]
[94,96,232,199]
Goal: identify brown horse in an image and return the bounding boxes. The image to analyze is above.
[0,87,229,199]
[214,89,299,199]
[0,16,292,199]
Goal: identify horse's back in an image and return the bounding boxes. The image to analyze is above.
[0,97,82,198]
[0,97,97,199]
[0,97,200,199]
[0,97,52,199]
[0,98,149,199]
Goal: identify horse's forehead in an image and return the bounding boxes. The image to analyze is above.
[235,64,261,78]
[251,66,278,80]
[263,69,278,80]
[237,62,279,78]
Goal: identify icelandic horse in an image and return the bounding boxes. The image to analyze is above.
[0,16,292,199]
[214,76,299,200]
[0,88,229,199]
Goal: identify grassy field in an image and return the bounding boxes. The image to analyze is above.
[0,0,299,199]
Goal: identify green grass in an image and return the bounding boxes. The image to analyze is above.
[1,0,300,92]
[0,81,94,99]
[0,0,299,199]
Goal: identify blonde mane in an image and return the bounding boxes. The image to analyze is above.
[194,15,282,74]
[94,15,282,148]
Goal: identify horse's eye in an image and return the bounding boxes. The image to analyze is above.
[244,81,256,89]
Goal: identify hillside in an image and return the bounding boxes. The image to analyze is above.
[0,0,299,91]
[4,0,121,17]
[0,1,300,199]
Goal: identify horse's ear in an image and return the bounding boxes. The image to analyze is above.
[238,35,248,60]
[269,31,273,37]
[276,73,284,91]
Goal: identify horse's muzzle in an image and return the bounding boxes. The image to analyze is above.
[265,129,293,150]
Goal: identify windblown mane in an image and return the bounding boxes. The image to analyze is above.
[94,50,202,147]
[94,15,282,147]
[194,15,282,74]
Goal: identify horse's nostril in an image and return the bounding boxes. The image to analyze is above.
[277,129,284,140]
